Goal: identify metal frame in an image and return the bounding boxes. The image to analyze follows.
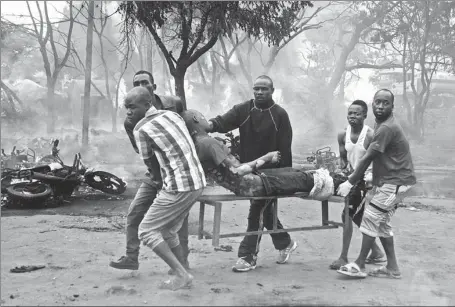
[197,192,345,247]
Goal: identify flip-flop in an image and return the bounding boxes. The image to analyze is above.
[365,256,386,264]
[329,259,348,270]
[337,262,367,278]
[368,265,402,279]
[10,265,45,273]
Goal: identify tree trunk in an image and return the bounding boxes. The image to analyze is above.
[82,1,95,147]
[210,52,218,111]
[263,46,279,75]
[46,80,56,133]
[0,80,25,109]
[173,70,187,110]
[146,33,154,74]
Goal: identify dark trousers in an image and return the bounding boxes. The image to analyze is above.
[238,199,291,262]
[126,182,189,260]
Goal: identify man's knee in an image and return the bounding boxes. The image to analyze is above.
[164,233,180,249]
[138,226,163,250]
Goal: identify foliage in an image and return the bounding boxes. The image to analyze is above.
[366,0,455,139]
[117,1,313,107]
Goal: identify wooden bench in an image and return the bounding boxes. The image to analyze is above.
[197,192,345,247]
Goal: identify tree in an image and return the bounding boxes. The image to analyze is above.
[370,1,455,139]
[118,1,313,110]
[293,1,401,130]
[22,1,77,133]
[82,0,95,147]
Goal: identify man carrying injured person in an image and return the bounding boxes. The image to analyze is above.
[181,109,347,207]
[336,89,416,279]
[329,100,385,270]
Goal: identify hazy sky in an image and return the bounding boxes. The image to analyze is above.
[1,1,67,23]
[0,0,375,104]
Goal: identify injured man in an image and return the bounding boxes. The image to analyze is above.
[181,110,347,200]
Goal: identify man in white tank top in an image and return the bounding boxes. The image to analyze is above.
[329,100,385,270]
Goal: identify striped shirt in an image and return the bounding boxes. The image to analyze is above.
[133,108,206,192]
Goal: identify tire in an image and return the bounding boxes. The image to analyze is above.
[84,171,126,195]
[6,182,52,201]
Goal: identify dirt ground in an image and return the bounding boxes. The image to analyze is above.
[2,118,455,306]
[1,179,455,306]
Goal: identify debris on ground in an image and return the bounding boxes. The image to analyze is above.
[10,265,45,273]
[214,245,233,252]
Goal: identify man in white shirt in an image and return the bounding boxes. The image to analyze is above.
[329,100,385,270]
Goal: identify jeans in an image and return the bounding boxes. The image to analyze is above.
[126,182,189,260]
[238,199,291,262]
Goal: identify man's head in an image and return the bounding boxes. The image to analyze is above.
[347,100,368,128]
[124,87,153,126]
[372,89,394,121]
[181,109,211,136]
[253,75,274,104]
[133,70,156,96]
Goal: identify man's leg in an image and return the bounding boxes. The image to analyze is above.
[329,201,353,269]
[178,214,190,267]
[234,200,264,272]
[261,200,296,264]
[354,233,376,270]
[139,189,201,290]
[109,182,157,270]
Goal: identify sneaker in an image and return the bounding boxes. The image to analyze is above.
[232,257,256,272]
[277,240,298,264]
[109,256,139,270]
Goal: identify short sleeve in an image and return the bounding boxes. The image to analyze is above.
[208,140,230,167]
[370,125,394,153]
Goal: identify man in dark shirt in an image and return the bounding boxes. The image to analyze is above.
[336,89,416,279]
[109,70,189,273]
[207,75,297,272]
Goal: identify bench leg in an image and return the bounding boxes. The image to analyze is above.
[321,200,329,226]
[212,202,222,247]
[198,202,205,240]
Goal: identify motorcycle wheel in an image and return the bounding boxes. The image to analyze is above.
[84,171,126,195]
[6,182,52,201]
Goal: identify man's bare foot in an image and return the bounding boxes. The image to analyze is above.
[159,274,194,291]
[329,258,348,270]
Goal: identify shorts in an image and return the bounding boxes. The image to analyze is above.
[341,180,368,227]
[138,188,203,250]
[359,184,413,238]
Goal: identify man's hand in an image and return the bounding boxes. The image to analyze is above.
[207,120,214,133]
[337,180,353,197]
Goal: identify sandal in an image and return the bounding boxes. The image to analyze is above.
[368,266,401,279]
[337,262,367,278]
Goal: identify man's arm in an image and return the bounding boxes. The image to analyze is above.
[135,129,157,169]
[337,130,348,170]
[347,125,393,185]
[205,138,279,176]
[208,103,244,133]
[223,151,281,176]
[124,119,139,153]
[276,110,293,167]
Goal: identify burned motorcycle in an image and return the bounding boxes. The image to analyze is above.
[306,146,340,173]
[1,139,127,207]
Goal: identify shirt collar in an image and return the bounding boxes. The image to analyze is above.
[145,106,159,118]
